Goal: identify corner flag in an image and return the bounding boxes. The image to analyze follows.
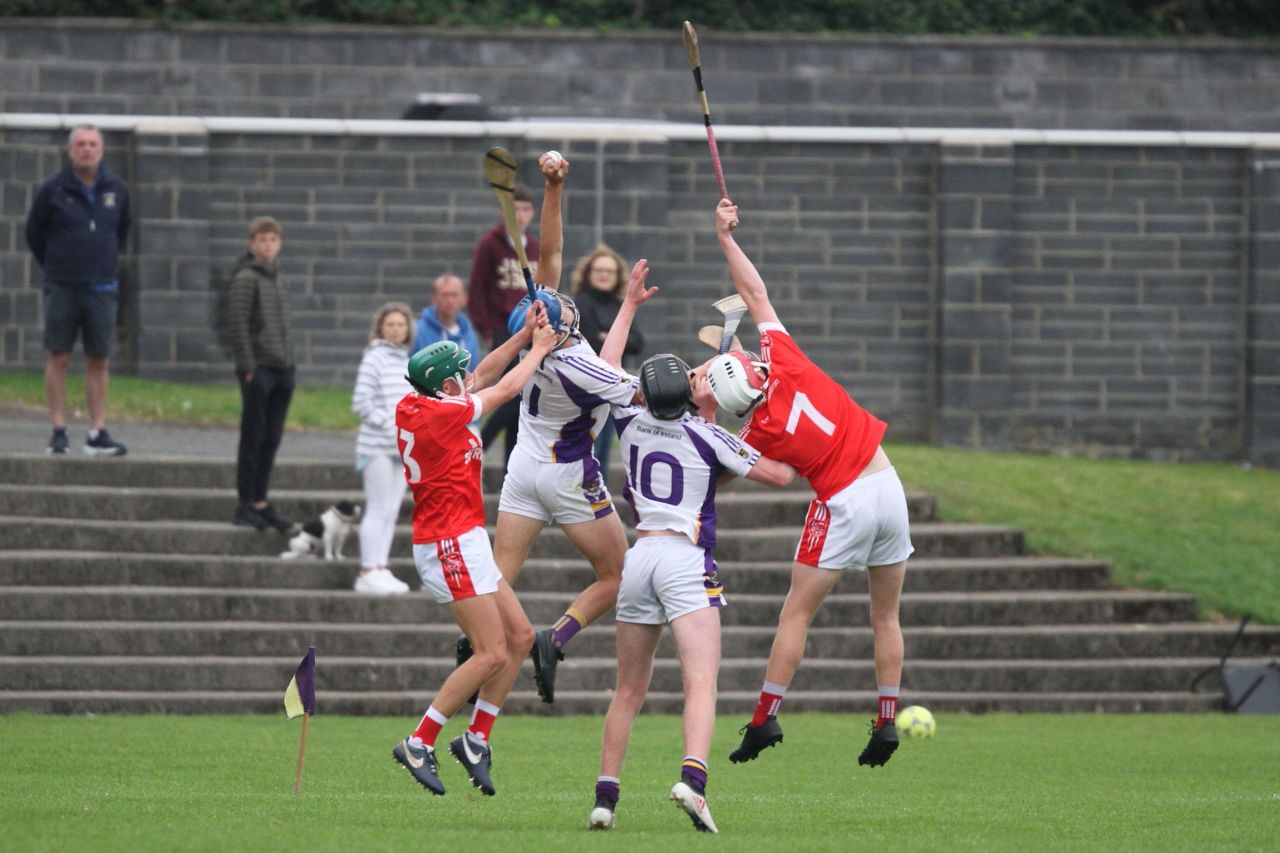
[284,645,316,720]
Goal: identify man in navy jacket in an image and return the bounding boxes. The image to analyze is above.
[25,124,131,456]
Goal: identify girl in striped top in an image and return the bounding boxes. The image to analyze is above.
[350,302,415,595]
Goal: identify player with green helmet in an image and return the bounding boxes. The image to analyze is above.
[405,340,472,399]
[389,304,557,799]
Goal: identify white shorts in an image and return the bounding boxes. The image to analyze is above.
[413,526,502,604]
[616,536,725,625]
[795,467,914,571]
[497,445,615,525]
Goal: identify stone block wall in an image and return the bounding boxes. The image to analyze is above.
[3,121,1277,465]
[3,20,1280,130]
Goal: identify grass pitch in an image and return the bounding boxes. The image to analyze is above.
[2,713,1275,852]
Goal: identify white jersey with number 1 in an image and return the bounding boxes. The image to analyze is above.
[516,339,639,463]
[611,405,760,550]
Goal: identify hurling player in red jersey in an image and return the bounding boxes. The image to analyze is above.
[700,199,915,769]
[389,305,557,798]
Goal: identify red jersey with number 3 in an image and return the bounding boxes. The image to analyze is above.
[396,392,486,543]
[737,323,887,501]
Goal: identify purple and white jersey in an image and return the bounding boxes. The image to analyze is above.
[516,339,639,463]
[612,404,760,549]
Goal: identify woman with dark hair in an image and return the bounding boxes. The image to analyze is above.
[570,245,644,481]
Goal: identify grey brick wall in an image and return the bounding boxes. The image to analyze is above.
[3,20,1280,131]
[4,124,1274,465]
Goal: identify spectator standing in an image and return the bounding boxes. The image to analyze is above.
[468,185,540,468]
[351,302,415,595]
[570,246,644,482]
[228,216,295,532]
[25,123,131,456]
[411,273,480,362]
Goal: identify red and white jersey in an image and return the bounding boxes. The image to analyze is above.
[738,322,887,501]
[515,339,639,463]
[396,392,487,543]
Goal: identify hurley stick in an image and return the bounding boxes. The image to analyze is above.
[683,20,734,225]
[483,147,537,300]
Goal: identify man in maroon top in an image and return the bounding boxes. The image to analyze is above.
[469,184,540,467]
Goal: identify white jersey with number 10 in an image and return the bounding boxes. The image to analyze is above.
[611,404,760,550]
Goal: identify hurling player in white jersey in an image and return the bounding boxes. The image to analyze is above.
[476,151,636,705]
[582,260,796,833]
[699,199,914,771]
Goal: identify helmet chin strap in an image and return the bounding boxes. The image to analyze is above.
[438,372,466,398]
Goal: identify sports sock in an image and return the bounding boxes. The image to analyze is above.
[681,756,708,793]
[87,428,100,441]
[468,699,500,742]
[550,607,585,649]
[750,681,788,727]
[877,685,900,727]
[410,705,448,747]
[595,776,620,808]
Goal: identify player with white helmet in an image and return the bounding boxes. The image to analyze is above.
[584,260,796,833]
[390,303,557,798]
[700,198,915,770]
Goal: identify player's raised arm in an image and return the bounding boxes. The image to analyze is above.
[600,258,658,369]
[470,301,544,391]
[715,199,780,328]
[476,318,556,410]
[533,151,568,291]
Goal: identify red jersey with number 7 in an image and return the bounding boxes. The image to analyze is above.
[396,392,487,543]
[737,323,887,501]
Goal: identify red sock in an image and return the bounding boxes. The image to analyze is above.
[750,682,787,727]
[468,699,500,742]
[877,694,899,727]
[412,706,447,746]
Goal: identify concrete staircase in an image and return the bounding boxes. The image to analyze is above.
[1,454,1276,715]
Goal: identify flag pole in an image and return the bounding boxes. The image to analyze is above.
[294,711,310,795]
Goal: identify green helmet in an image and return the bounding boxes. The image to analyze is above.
[406,341,471,398]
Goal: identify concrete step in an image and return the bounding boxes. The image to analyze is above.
[0,587,1200,626]
[0,688,1226,716]
[0,516,1025,561]
[0,454,813,496]
[0,654,1246,694]
[0,552,1110,594]
[0,454,362,491]
[5,621,1274,661]
[0,484,937,527]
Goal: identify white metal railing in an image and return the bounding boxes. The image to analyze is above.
[5,112,1280,148]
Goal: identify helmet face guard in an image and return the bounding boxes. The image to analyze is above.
[507,287,579,349]
[705,350,767,417]
[639,353,693,420]
[406,340,472,398]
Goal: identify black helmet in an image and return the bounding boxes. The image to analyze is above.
[639,353,692,420]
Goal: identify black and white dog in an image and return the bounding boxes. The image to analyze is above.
[278,501,361,560]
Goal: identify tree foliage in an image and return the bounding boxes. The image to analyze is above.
[3,0,1280,36]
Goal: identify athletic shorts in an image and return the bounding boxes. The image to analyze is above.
[497,445,614,525]
[413,526,501,605]
[616,536,724,625]
[43,281,117,357]
[795,466,914,571]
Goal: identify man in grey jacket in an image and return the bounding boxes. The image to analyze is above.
[228,216,294,531]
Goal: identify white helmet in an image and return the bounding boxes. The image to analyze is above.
[706,351,768,416]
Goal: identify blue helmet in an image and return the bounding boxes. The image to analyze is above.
[506,287,578,346]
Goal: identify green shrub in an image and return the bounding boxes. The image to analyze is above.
[3,1,1280,37]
